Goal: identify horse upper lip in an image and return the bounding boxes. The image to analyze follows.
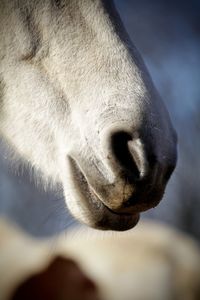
[88,185,129,215]
[87,175,143,222]
[88,182,140,216]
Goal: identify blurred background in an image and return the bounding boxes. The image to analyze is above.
[0,0,200,239]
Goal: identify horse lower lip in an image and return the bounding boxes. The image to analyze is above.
[97,206,140,231]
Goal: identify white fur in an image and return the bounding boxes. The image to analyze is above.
[0,0,177,229]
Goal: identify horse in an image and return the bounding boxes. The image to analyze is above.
[0,0,177,231]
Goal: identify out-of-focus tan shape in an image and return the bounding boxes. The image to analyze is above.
[0,217,200,300]
[61,221,200,300]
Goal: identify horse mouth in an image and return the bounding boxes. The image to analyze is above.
[88,187,140,231]
[67,157,140,231]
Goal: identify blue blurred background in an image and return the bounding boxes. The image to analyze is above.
[0,0,200,239]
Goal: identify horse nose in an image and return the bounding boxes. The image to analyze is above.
[108,130,176,213]
[111,131,147,182]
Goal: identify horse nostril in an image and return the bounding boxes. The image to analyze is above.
[111,131,140,181]
[110,130,176,189]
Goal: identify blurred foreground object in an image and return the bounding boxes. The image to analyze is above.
[0,218,199,300]
[0,218,99,300]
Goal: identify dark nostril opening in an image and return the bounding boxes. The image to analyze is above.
[111,131,140,180]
